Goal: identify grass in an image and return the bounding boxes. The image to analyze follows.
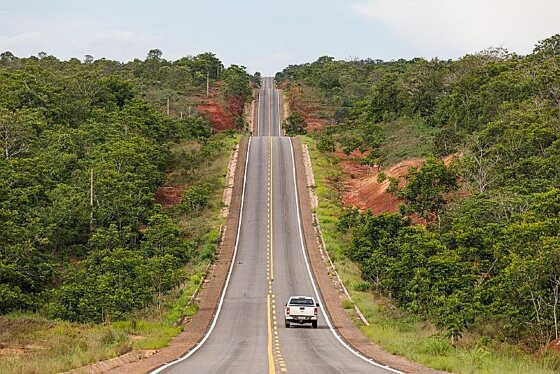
[0,132,242,374]
[378,116,435,166]
[300,134,560,374]
[170,132,242,242]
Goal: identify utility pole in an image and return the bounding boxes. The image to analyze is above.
[90,169,94,232]
[206,69,210,97]
[180,111,183,119]
[166,97,170,115]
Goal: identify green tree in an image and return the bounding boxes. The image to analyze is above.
[283,112,307,136]
[399,157,457,225]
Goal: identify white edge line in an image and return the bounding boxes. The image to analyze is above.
[151,137,252,374]
[275,81,281,137]
[257,90,261,136]
[288,138,404,374]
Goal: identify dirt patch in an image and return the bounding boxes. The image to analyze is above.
[286,85,331,130]
[341,156,423,214]
[0,347,26,357]
[197,82,240,131]
[292,138,446,374]
[154,185,184,208]
[339,153,460,214]
[545,339,560,352]
[221,143,239,219]
[543,339,560,353]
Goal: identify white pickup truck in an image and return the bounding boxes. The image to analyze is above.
[284,296,319,328]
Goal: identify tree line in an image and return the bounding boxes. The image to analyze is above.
[0,50,252,322]
[277,35,560,348]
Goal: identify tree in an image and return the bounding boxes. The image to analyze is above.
[0,109,38,159]
[283,112,307,136]
[399,157,457,225]
[459,136,502,193]
[84,54,94,64]
[0,51,15,64]
[534,34,560,56]
[146,49,163,61]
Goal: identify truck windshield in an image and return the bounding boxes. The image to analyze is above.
[289,298,314,306]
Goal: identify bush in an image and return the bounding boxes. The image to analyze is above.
[182,184,212,213]
[283,112,307,136]
[317,134,335,153]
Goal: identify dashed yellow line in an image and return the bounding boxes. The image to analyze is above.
[266,121,286,372]
[267,294,274,374]
[269,135,274,281]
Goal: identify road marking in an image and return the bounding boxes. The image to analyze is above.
[267,294,275,374]
[150,138,252,373]
[266,89,272,137]
[288,138,404,374]
[267,133,286,372]
[269,136,274,281]
[256,90,260,136]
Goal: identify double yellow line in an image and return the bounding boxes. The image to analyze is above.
[266,87,286,373]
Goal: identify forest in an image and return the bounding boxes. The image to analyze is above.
[276,35,560,349]
[0,49,252,324]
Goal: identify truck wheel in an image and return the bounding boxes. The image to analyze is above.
[285,321,290,328]
[312,321,318,329]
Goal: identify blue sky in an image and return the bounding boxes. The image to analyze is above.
[1,0,559,75]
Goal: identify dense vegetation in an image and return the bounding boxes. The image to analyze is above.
[0,50,252,323]
[277,35,560,349]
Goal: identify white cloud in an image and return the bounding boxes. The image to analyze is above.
[351,0,560,56]
[250,51,296,75]
[85,30,161,60]
[0,32,45,55]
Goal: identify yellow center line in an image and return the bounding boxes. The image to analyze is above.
[269,136,274,281]
[267,114,276,374]
[267,80,285,373]
[267,294,275,374]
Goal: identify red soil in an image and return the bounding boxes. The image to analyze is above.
[197,82,242,131]
[288,85,331,130]
[155,185,183,208]
[287,84,461,216]
[543,338,560,353]
[340,152,423,214]
[340,152,460,215]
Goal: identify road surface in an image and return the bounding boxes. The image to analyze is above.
[156,77,397,373]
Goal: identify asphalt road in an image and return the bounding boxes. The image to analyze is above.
[157,78,396,373]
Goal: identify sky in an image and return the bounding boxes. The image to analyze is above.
[1,0,559,75]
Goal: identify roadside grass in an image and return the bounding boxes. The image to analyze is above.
[378,117,435,166]
[300,134,560,374]
[0,132,241,374]
[170,131,241,243]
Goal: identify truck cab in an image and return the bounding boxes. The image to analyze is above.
[284,296,319,328]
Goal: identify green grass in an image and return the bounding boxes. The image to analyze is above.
[300,134,560,374]
[378,116,435,166]
[0,133,242,374]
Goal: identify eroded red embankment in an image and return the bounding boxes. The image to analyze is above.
[197,82,243,131]
[341,153,459,214]
[287,86,460,215]
[287,84,331,131]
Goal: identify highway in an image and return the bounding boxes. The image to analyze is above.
[156,77,397,373]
